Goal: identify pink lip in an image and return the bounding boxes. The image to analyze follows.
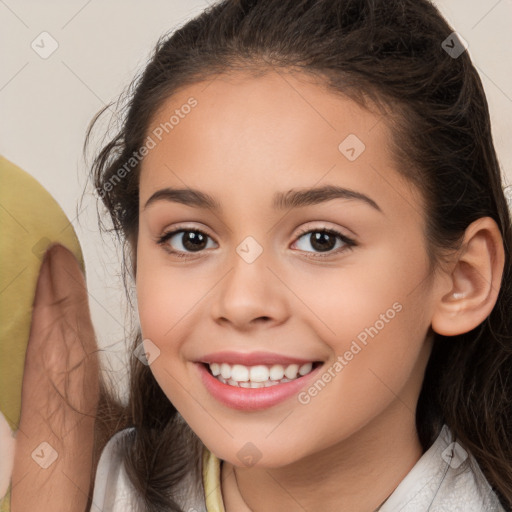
[196,361,324,411]
[197,350,320,366]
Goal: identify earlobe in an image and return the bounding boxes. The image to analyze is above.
[431,217,505,336]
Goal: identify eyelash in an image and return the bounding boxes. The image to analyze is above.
[156,225,356,260]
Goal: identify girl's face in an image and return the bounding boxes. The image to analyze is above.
[136,70,445,467]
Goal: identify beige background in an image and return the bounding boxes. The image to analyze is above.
[1,0,511,397]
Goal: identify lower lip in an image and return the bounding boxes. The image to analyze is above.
[196,362,324,411]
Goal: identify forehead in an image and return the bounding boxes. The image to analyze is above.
[139,70,423,219]
[146,69,387,165]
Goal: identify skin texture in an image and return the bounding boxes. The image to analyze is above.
[136,70,505,512]
[11,244,99,512]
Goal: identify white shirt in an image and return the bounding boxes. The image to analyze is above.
[90,424,507,511]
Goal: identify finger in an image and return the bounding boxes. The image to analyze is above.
[12,244,99,512]
[22,245,56,347]
[21,244,100,428]
[49,244,99,360]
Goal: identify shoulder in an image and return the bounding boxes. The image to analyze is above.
[90,428,142,512]
[381,425,507,512]
[90,428,208,512]
[432,425,507,511]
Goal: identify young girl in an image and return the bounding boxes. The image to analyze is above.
[87,0,512,510]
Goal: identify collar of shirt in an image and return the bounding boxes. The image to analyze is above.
[201,425,505,512]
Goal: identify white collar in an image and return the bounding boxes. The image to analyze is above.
[379,424,505,511]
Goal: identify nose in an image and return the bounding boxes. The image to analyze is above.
[210,247,289,331]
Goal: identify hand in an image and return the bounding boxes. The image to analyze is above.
[11,244,100,512]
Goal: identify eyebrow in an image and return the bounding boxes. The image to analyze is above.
[143,184,382,213]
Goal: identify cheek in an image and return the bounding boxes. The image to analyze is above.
[288,243,424,346]
[135,243,204,341]
[294,243,432,412]
[136,272,177,339]
[135,264,191,404]
[135,249,214,399]
[288,299,431,458]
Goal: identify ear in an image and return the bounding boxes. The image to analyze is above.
[431,217,505,336]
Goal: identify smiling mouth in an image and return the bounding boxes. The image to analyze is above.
[202,361,323,388]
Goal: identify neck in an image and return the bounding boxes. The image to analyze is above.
[221,402,425,512]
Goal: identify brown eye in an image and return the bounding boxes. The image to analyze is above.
[292,228,356,257]
[157,228,217,257]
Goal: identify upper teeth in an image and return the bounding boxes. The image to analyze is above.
[209,362,314,384]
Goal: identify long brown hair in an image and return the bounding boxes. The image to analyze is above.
[85,0,512,510]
